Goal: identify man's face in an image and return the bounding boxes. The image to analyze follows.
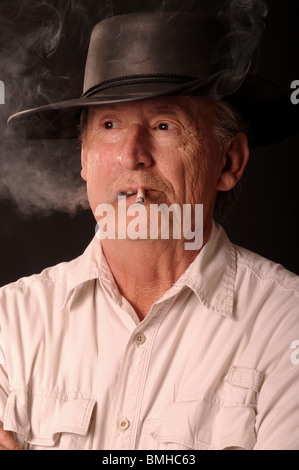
[81,96,226,236]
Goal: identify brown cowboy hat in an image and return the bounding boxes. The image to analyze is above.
[6,11,298,147]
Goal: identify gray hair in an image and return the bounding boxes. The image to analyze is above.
[78,108,88,143]
[212,99,250,224]
[212,100,250,150]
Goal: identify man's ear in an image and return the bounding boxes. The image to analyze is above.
[81,142,88,182]
[216,132,250,191]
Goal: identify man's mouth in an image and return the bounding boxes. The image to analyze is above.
[115,187,162,204]
[118,189,146,205]
[119,190,138,198]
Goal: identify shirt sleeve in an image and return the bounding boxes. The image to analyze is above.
[254,318,299,450]
[0,338,9,423]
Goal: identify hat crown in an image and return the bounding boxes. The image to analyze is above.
[83,12,227,97]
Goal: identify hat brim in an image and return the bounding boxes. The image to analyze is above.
[6,76,298,147]
[6,74,216,140]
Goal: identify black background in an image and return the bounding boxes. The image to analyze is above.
[0,0,298,286]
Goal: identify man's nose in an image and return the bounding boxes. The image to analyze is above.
[119,124,153,170]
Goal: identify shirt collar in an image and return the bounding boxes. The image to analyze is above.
[61,235,120,309]
[173,222,237,319]
[63,222,237,319]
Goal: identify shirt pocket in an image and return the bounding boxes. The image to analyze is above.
[3,389,96,450]
[144,366,265,451]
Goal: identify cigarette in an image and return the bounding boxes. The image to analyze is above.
[136,188,146,205]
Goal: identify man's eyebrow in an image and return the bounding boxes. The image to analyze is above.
[148,105,194,123]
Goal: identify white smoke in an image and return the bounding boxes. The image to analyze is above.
[0,139,89,217]
[0,0,94,217]
[211,0,268,96]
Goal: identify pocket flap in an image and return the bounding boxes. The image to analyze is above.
[160,401,214,449]
[159,400,256,451]
[4,390,96,447]
[226,366,265,392]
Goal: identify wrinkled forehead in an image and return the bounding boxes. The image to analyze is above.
[87,95,216,124]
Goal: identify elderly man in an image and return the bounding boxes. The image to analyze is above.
[0,11,298,450]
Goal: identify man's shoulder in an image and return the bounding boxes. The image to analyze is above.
[0,255,81,298]
[233,242,299,295]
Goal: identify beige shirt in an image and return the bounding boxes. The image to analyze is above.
[0,222,298,450]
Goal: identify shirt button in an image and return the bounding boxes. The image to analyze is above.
[118,418,130,431]
[135,332,146,345]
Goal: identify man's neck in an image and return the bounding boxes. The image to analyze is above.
[101,235,209,321]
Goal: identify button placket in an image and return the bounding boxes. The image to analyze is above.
[106,301,171,450]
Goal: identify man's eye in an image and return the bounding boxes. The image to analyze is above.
[104,121,117,130]
[156,123,175,131]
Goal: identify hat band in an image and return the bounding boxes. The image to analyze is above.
[82,73,197,98]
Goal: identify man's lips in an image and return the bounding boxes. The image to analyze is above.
[118,189,139,198]
[111,188,168,206]
[116,187,155,198]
